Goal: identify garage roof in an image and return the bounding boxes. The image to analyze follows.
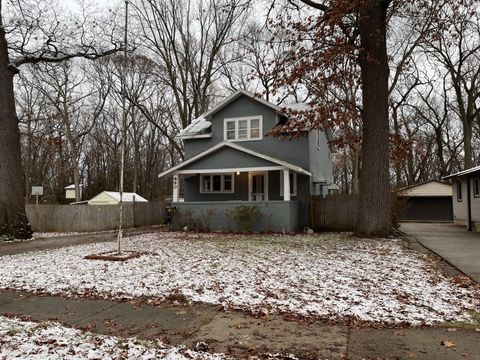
[397,180,452,197]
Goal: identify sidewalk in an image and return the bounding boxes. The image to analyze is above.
[1,290,478,359]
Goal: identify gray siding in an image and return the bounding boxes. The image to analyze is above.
[308,130,333,195]
[182,147,277,170]
[184,95,310,170]
[173,201,300,232]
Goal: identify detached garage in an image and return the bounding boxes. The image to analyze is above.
[398,180,453,222]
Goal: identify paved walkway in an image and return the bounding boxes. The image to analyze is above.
[400,222,480,282]
[0,226,163,257]
[1,290,479,359]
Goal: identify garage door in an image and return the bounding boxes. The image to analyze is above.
[401,197,453,221]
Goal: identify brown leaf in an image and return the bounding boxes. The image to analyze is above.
[441,340,455,348]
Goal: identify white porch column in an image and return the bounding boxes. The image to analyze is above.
[172,174,179,202]
[283,169,291,201]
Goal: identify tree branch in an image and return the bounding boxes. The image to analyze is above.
[12,47,121,67]
[296,0,328,11]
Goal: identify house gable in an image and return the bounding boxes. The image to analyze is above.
[182,146,278,171]
[183,95,311,170]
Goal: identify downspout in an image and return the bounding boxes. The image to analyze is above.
[467,176,472,231]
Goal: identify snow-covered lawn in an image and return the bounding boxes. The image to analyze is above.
[0,232,478,325]
[0,315,225,359]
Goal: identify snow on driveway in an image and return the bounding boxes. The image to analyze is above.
[0,315,225,359]
[0,232,478,325]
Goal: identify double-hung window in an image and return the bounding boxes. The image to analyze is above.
[200,174,234,193]
[224,116,262,141]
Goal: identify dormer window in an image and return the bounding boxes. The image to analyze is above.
[224,116,263,141]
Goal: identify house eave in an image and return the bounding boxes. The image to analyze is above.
[175,133,212,140]
[443,166,480,179]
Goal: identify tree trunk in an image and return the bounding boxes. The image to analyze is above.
[435,128,446,177]
[0,18,27,236]
[351,150,360,194]
[355,0,392,237]
[343,148,349,193]
[463,120,473,169]
[24,116,33,202]
[392,108,402,186]
[66,133,81,202]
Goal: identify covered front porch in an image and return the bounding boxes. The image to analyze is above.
[170,167,307,232]
[172,167,302,203]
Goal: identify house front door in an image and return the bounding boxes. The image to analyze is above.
[249,172,268,201]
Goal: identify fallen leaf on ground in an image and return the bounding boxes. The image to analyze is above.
[447,328,457,332]
[441,340,455,348]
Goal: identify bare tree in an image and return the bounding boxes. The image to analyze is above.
[132,0,249,129]
[425,0,480,169]
[0,0,120,237]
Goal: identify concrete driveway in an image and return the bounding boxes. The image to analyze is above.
[400,222,480,283]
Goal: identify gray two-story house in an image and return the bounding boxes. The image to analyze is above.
[159,89,334,232]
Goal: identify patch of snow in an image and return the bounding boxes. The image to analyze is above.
[0,232,478,326]
[282,102,311,112]
[64,184,84,189]
[0,315,226,359]
[178,116,212,137]
[103,191,148,202]
[32,232,87,239]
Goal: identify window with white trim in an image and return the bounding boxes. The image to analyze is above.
[280,172,297,196]
[224,116,262,141]
[200,174,234,193]
[457,181,463,202]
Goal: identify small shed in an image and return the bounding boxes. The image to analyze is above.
[87,191,148,205]
[397,180,452,221]
[65,184,83,200]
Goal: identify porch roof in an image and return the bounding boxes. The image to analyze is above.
[158,141,311,178]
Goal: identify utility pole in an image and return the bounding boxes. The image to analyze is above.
[118,0,129,255]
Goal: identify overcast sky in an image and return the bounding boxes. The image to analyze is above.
[58,0,122,13]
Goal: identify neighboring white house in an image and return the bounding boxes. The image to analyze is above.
[65,184,83,200]
[444,166,480,231]
[87,191,148,205]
